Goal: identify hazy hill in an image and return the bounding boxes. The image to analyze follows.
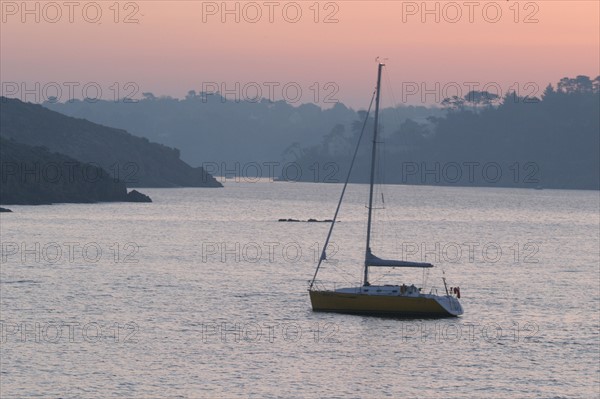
[285,76,600,190]
[43,94,442,168]
[0,97,221,188]
[0,137,144,205]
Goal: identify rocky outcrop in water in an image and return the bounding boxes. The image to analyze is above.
[126,190,152,203]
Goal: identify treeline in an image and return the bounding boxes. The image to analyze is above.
[283,76,600,190]
[44,93,443,169]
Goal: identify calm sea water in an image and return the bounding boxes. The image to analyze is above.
[1,182,599,398]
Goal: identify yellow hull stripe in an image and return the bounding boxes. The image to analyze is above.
[309,290,454,317]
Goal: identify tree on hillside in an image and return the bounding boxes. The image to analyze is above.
[441,96,466,111]
[464,90,501,108]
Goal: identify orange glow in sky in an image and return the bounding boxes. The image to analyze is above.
[1,0,598,107]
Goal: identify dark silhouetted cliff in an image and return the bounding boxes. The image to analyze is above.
[0,137,151,205]
[0,97,221,188]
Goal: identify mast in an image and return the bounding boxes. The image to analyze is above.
[308,90,377,291]
[363,62,384,286]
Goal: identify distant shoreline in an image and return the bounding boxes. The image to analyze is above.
[257,179,599,191]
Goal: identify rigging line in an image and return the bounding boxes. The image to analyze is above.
[384,69,413,159]
[384,69,404,131]
[384,70,410,262]
[382,65,407,259]
[422,267,431,290]
[369,266,396,284]
[309,89,377,290]
[325,260,362,287]
[373,78,390,257]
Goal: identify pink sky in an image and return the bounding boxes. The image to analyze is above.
[1,1,598,108]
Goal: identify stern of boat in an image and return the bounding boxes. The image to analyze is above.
[433,295,464,316]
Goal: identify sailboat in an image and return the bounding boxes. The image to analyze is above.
[308,62,463,317]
